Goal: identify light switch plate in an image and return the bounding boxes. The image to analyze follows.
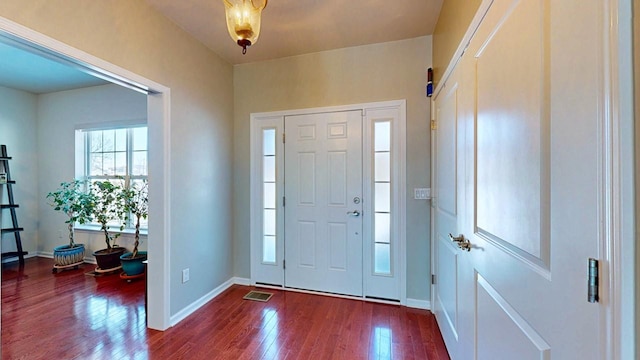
[414,188,431,200]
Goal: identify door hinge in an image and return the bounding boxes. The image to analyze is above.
[282,133,286,143]
[282,196,286,207]
[588,258,599,303]
[431,274,436,285]
[431,120,437,130]
[283,259,286,270]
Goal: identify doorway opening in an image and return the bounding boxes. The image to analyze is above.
[0,18,171,330]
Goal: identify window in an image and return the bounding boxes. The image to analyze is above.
[76,125,148,229]
[373,120,391,274]
[262,128,277,264]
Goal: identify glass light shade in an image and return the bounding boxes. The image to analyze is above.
[223,0,267,53]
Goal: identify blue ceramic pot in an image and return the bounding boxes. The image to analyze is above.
[120,251,147,276]
[53,244,85,266]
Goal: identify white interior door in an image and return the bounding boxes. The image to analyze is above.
[432,64,467,360]
[284,111,363,296]
[434,0,607,358]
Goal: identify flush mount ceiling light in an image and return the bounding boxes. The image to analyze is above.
[223,0,268,54]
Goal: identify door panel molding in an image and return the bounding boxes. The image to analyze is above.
[476,273,551,359]
[473,0,551,271]
[437,235,460,339]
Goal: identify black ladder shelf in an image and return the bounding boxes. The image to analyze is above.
[0,145,27,264]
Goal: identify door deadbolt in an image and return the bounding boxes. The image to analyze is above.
[353,197,361,204]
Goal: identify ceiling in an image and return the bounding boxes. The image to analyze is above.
[146,0,444,65]
[0,0,442,94]
[0,41,108,94]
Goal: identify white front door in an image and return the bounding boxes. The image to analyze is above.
[284,111,363,296]
[435,0,606,358]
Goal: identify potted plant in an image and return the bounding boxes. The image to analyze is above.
[119,179,148,277]
[46,180,93,273]
[91,179,127,272]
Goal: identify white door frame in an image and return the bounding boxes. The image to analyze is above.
[607,0,635,358]
[0,17,173,330]
[250,100,407,303]
[430,0,634,357]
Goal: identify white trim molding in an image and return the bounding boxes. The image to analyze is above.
[170,278,235,326]
[1,253,37,264]
[406,298,431,311]
[602,0,635,359]
[232,277,252,286]
[166,276,433,328]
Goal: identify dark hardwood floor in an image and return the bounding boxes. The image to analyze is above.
[2,257,449,359]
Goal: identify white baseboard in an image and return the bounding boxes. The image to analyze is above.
[232,277,251,286]
[1,253,38,263]
[162,275,432,328]
[406,298,431,310]
[37,251,97,264]
[170,277,235,326]
[37,251,53,258]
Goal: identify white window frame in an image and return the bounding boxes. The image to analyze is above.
[363,105,406,300]
[75,120,148,231]
[249,116,285,286]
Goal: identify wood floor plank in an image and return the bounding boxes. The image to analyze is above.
[2,257,449,359]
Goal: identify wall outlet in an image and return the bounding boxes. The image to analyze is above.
[414,188,431,200]
[182,268,190,283]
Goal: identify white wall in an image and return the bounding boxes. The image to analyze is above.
[0,85,38,258]
[233,36,433,301]
[36,83,147,258]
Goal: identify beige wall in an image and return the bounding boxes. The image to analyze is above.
[233,36,433,300]
[432,0,482,85]
[0,1,234,316]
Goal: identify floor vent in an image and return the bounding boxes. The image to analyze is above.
[243,290,274,302]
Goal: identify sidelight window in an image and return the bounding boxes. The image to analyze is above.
[262,128,277,264]
[373,120,391,275]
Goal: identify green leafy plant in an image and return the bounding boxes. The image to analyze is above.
[121,179,148,258]
[91,180,127,251]
[46,180,94,248]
